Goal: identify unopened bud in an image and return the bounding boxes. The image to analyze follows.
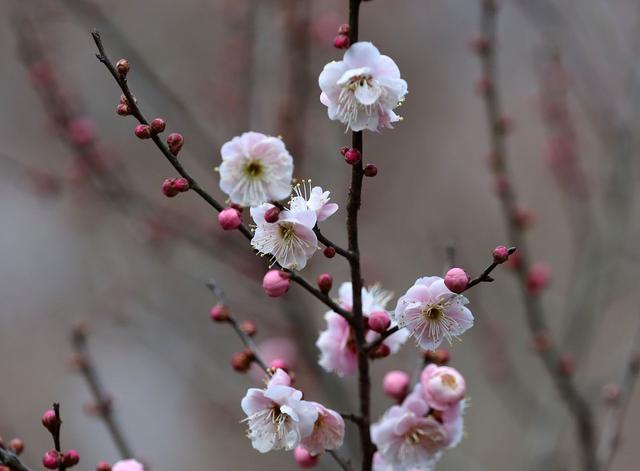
[364,164,378,177]
[423,348,450,365]
[218,207,242,230]
[323,246,336,258]
[317,273,333,293]
[368,311,391,333]
[96,462,112,471]
[167,133,184,155]
[344,148,361,165]
[209,304,230,322]
[231,351,253,372]
[8,439,23,455]
[116,59,130,76]
[134,124,152,139]
[150,118,166,134]
[43,450,60,470]
[62,450,80,467]
[334,34,350,50]
[264,206,281,223]
[240,320,257,337]
[492,245,510,264]
[42,409,58,433]
[444,268,469,294]
[370,343,391,359]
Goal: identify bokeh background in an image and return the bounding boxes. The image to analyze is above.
[1,0,639,470]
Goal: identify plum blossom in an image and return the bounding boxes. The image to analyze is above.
[219,132,293,207]
[289,181,339,222]
[241,369,318,453]
[394,277,474,351]
[420,364,466,411]
[319,42,408,132]
[112,460,145,471]
[250,203,318,270]
[301,402,345,455]
[317,283,408,376]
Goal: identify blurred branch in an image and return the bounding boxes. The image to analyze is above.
[70,325,135,459]
[475,2,596,470]
[0,447,33,471]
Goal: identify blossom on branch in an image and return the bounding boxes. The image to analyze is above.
[219,132,294,207]
[112,460,145,471]
[394,277,474,351]
[289,181,339,222]
[319,42,408,132]
[301,402,345,455]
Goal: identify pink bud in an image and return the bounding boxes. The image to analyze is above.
[492,245,510,264]
[364,164,378,177]
[9,438,24,455]
[134,124,152,139]
[270,358,289,372]
[240,320,257,337]
[264,206,281,223]
[323,246,336,258]
[173,177,189,192]
[167,133,184,155]
[161,178,179,197]
[333,34,350,50]
[96,462,112,471]
[294,446,319,468]
[421,365,466,410]
[317,273,333,293]
[344,148,361,165]
[150,118,166,134]
[209,304,229,322]
[231,351,252,372]
[370,343,391,359]
[62,450,80,467]
[218,208,242,230]
[263,270,290,297]
[339,146,349,156]
[526,263,551,295]
[423,348,451,365]
[368,311,391,333]
[42,409,58,432]
[68,117,96,146]
[116,104,130,116]
[116,59,130,76]
[337,24,350,35]
[383,370,410,401]
[444,268,469,293]
[43,450,60,469]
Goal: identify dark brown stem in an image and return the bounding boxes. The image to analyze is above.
[51,403,67,471]
[477,2,596,470]
[314,227,355,261]
[328,450,354,471]
[90,30,352,321]
[0,447,34,471]
[71,328,134,459]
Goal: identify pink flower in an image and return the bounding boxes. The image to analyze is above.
[301,403,345,455]
[251,203,318,270]
[394,277,474,350]
[317,283,408,376]
[319,42,408,132]
[262,270,291,297]
[112,460,145,471]
[289,181,339,222]
[420,364,466,411]
[219,132,294,206]
[241,369,318,452]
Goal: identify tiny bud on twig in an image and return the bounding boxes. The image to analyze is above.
[115,59,130,76]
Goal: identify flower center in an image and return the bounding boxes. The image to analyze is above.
[337,74,382,129]
[424,306,443,321]
[441,373,457,389]
[278,222,296,241]
[245,159,264,178]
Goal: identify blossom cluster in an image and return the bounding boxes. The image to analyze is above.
[372,364,467,471]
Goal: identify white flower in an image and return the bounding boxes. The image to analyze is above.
[319,42,408,132]
[289,181,339,222]
[241,369,318,453]
[250,203,318,270]
[301,402,345,455]
[219,132,293,206]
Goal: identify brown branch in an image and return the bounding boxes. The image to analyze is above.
[70,327,134,459]
[475,2,596,470]
[328,449,354,471]
[0,447,34,471]
[314,227,355,261]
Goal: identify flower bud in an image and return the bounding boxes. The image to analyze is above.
[43,450,60,469]
[240,320,257,337]
[334,34,350,50]
[231,351,253,372]
[134,124,152,139]
[116,59,130,76]
[166,133,184,155]
[337,24,350,35]
[423,348,450,365]
[62,450,80,467]
[383,370,410,401]
[370,343,390,359]
[173,177,189,192]
[339,146,349,156]
[526,263,551,295]
[323,246,336,258]
[264,206,281,223]
[218,208,242,230]
[317,273,333,293]
[270,358,289,372]
[150,118,166,134]
[364,164,378,177]
[344,148,361,165]
[42,409,58,432]
[96,462,112,471]
[444,268,469,294]
[368,311,391,333]
[116,104,130,116]
[262,270,290,297]
[421,365,466,410]
[209,304,229,322]
[161,178,179,197]
[8,439,23,455]
[492,245,510,264]
[294,446,318,468]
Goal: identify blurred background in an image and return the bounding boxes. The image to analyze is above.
[1,0,639,469]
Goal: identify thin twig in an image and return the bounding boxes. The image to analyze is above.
[0,447,34,471]
[328,449,355,471]
[70,327,134,459]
